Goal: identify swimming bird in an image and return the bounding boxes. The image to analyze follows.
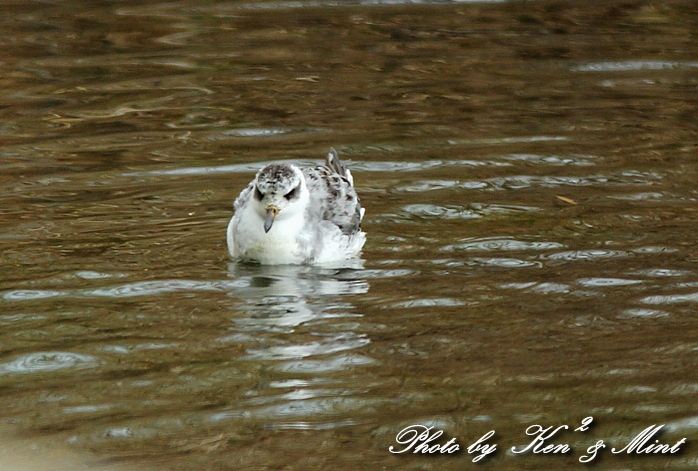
[227,149,365,265]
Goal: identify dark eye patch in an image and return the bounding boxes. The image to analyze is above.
[284,185,300,200]
[254,186,264,201]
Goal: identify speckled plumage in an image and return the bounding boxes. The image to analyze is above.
[227,149,365,265]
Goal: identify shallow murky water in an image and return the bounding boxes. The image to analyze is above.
[1,0,697,470]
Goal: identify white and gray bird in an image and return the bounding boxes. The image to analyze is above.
[226,149,366,265]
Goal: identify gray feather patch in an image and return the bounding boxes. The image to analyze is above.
[303,149,363,235]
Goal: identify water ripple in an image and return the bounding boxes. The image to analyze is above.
[210,396,372,422]
[630,269,690,277]
[571,60,698,72]
[394,180,462,193]
[74,271,124,280]
[215,128,290,138]
[499,153,598,166]
[390,298,466,308]
[430,258,540,268]
[88,280,244,298]
[125,159,507,178]
[619,309,669,318]
[470,258,542,268]
[170,0,509,15]
[401,204,481,220]
[274,354,376,374]
[0,314,46,326]
[63,404,113,414]
[126,157,644,183]
[124,162,273,177]
[499,282,571,294]
[244,334,371,360]
[382,204,540,224]
[394,172,661,193]
[356,269,415,279]
[2,289,63,301]
[245,388,353,406]
[471,203,542,214]
[577,278,643,287]
[2,279,250,301]
[641,292,698,305]
[672,282,698,289]
[264,419,357,430]
[665,416,698,433]
[632,246,678,254]
[608,192,666,201]
[0,352,99,374]
[542,250,630,262]
[386,160,510,173]
[442,237,565,252]
[531,283,571,294]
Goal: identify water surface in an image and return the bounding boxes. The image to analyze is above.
[0,0,697,469]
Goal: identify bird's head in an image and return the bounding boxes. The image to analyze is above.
[253,163,307,233]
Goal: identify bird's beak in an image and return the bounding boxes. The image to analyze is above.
[264,205,279,233]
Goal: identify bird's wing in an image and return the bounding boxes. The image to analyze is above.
[233,181,253,213]
[302,149,363,235]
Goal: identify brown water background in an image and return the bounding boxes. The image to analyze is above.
[0,0,697,469]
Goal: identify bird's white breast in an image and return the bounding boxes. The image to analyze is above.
[227,204,307,264]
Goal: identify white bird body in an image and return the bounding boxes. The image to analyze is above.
[227,201,308,265]
[227,149,365,265]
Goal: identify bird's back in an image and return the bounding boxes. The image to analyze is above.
[302,149,363,235]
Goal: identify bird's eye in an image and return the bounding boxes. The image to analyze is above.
[254,186,264,201]
[284,185,299,200]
